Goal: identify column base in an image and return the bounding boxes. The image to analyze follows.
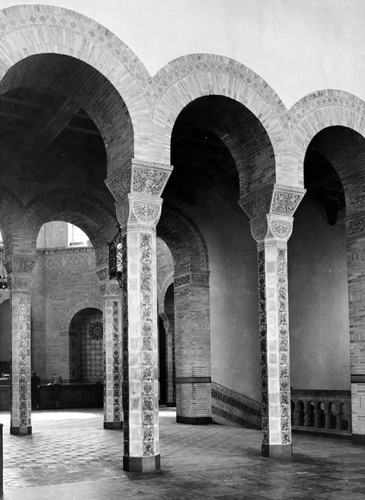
[352,434,365,445]
[123,455,160,472]
[262,443,292,458]
[177,415,211,425]
[10,426,32,435]
[104,421,123,430]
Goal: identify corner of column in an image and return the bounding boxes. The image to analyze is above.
[10,426,32,435]
[123,455,161,473]
[104,421,123,430]
[262,443,292,459]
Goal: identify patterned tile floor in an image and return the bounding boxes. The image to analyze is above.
[0,408,364,499]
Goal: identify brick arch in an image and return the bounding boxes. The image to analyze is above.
[0,185,27,255]
[151,54,291,188]
[25,189,117,266]
[157,205,209,274]
[0,4,153,168]
[64,301,103,335]
[289,90,365,187]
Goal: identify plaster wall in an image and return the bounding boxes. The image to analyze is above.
[289,196,350,390]
[177,185,261,402]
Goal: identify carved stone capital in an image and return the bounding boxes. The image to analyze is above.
[8,276,33,291]
[267,215,293,241]
[5,256,37,274]
[105,168,131,203]
[131,159,173,197]
[240,184,305,221]
[96,266,108,282]
[239,189,272,219]
[250,215,293,243]
[270,184,306,217]
[116,194,163,230]
[105,158,173,203]
[100,280,121,297]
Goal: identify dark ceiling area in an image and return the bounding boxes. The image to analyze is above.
[0,86,107,203]
[166,98,240,207]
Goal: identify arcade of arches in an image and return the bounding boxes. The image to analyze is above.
[0,4,364,473]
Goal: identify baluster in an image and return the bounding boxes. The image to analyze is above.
[324,402,332,430]
[337,402,344,430]
[314,400,320,428]
[304,401,311,427]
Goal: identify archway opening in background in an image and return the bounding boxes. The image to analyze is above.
[69,307,103,383]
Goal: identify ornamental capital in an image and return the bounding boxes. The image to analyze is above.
[105,158,173,202]
[4,255,37,275]
[116,194,163,231]
[250,214,293,243]
[240,184,305,220]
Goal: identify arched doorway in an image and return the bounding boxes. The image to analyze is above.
[69,307,103,383]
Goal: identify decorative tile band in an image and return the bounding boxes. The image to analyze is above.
[140,233,155,457]
[176,377,211,384]
[212,407,260,429]
[121,235,129,456]
[277,246,291,446]
[112,300,121,422]
[346,214,365,237]
[351,374,365,383]
[174,272,209,288]
[258,248,268,444]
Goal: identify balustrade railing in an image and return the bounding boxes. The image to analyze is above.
[291,389,351,435]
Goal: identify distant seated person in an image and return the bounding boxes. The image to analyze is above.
[51,373,63,409]
[31,371,41,410]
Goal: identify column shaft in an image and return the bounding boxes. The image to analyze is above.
[102,283,123,429]
[122,229,160,472]
[259,241,292,458]
[10,291,32,435]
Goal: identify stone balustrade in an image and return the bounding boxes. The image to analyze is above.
[291,389,351,435]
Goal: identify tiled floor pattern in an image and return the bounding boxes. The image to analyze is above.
[0,408,364,499]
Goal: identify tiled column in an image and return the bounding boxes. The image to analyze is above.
[106,158,172,472]
[241,184,305,458]
[174,271,211,424]
[6,256,37,435]
[346,212,365,445]
[98,267,123,430]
